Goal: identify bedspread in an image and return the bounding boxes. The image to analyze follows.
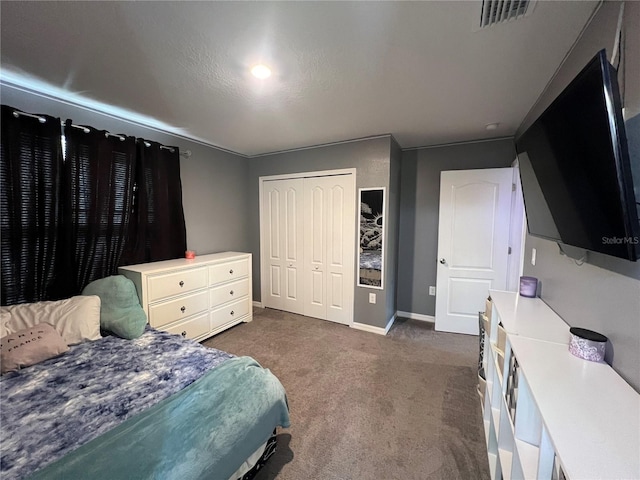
[29,356,290,480]
[0,328,234,479]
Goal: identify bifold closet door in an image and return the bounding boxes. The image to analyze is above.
[262,179,305,315]
[303,175,355,325]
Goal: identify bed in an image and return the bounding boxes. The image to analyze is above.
[0,298,290,480]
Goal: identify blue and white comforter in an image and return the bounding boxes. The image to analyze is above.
[0,328,233,479]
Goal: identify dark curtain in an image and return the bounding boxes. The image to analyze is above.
[120,139,186,265]
[1,105,188,303]
[59,121,137,295]
[0,106,63,305]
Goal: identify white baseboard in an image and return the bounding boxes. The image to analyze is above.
[252,301,264,309]
[396,311,435,323]
[351,314,396,336]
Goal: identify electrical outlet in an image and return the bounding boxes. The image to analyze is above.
[429,286,436,296]
[369,293,376,304]
[531,248,537,266]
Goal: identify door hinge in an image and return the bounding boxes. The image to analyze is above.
[508,246,512,255]
[512,183,516,192]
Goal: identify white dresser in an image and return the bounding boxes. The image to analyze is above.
[119,252,252,341]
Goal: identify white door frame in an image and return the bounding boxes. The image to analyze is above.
[259,168,357,323]
[506,159,527,292]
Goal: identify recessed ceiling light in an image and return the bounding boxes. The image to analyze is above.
[251,64,272,79]
[485,123,500,131]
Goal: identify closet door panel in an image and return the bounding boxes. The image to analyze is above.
[283,182,304,314]
[329,273,343,308]
[304,181,327,319]
[311,271,324,305]
[329,185,344,266]
[310,186,325,264]
[285,187,300,262]
[270,265,281,297]
[286,267,298,301]
[269,189,280,259]
[325,178,355,325]
[263,184,282,310]
[263,179,304,313]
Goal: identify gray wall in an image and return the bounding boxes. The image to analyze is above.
[386,137,403,323]
[517,1,640,391]
[397,139,516,317]
[517,1,623,136]
[0,84,251,257]
[248,136,395,328]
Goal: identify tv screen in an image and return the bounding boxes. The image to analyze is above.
[516,49,639,261]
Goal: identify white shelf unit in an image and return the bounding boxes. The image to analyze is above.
[481,290,640,480]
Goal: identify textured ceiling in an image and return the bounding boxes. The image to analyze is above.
[0,1,599,156]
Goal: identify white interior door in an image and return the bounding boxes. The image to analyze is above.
[262,178,304,314]
[303,175,355,325]
[435,168,513,334]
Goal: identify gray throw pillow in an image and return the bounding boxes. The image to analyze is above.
[1,323,69,374]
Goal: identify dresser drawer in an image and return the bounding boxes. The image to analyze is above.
[211,298,250,329]
[148,290,208,328]
[147,267,207,302]
[164,312,210,340]
[210,278,249,308]
[209,259,249,286]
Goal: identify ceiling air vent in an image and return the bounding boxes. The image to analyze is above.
[478,0,537,29]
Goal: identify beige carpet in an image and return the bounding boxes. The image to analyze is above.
[203,308,490,480]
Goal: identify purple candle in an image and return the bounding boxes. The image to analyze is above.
[519,276,538,297]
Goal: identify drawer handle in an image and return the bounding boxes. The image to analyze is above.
[230,290,234,296]
[180,306,186,313]
[229,269,234,275]
[230,310,234,316]
[179,281,184,287]
[181,331,187,338]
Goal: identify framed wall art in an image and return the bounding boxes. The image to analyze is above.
[358,187,385,289]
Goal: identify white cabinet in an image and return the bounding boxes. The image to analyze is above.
[481,290,640,480]
[119,252,252,341]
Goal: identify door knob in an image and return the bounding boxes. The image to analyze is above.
[439,258,446,264]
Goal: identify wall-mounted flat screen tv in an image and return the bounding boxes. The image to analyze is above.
[516,49,639,261]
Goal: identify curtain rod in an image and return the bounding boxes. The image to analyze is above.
[11,110,192,158]
[142,140,184,154]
